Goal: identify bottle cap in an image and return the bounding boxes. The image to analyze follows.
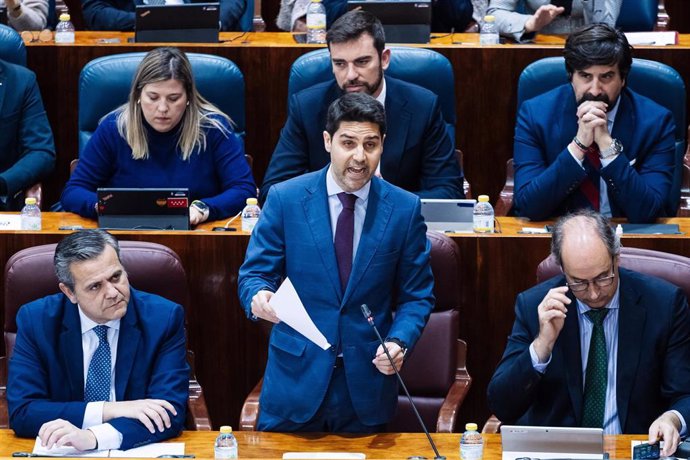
[478,195,490,202]
[465,422,478,431]
[219,425,233,433]
[24,197,37,205]
[59,13,71,21]
[246,198,258,205]
[483,15,495,22]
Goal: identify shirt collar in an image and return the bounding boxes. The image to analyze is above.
[326,165,371,202]
[607,94,621,128]
[78,306,121,335]
[375,77,387,107]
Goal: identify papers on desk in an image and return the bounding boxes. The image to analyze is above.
[624,31,678,46]
[269,278,331,351]
[0,214,22,230]
[32,437,185,457]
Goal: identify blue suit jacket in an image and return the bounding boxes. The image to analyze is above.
[0,60,55,208]
[487,268,690,433]
[513,85,675,222]
[239,168,435,425]
[259,76,463,204]
[8,288,189,450]
[80,0,246,31]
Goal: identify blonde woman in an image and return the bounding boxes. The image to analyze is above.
[61,47,256,225]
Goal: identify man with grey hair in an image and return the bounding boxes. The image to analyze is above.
[488,210,690,456]
[8,229,189,452]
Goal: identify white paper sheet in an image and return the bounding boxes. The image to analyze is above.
[32,437,185,458]
[624,31,678,46]
[270,277,331,350]
[0,214,22,231]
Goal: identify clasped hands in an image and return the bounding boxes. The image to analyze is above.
[38,399,176,451]
[573,100,613,160]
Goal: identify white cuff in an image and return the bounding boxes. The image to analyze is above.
[82,401,105,428]
[600,155,618,168]
[670,409,687,437]
[568,145,585,168]
[529,342,551,373]
[88,423,123,451]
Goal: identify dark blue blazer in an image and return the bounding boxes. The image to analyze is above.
[513,85,675,222]
[487,268,690,433]
[8,288,189,450]
[239,167,435,425]
[80,0,246,31]
[259,76,463,204]
[0,60,55,208]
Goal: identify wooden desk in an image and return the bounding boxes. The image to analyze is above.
[0,429,647,459]
[2,215,690,429]
[25,33,690,207]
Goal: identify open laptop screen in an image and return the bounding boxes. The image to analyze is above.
[135,3,220,43]
[97,188,190,231]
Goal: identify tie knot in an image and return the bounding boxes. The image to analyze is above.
[337,192,357,210]
[93,325,108,341]
[585,308,609,326]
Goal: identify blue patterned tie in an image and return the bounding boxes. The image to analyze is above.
[582,308,609,427]
[84,325,111,402]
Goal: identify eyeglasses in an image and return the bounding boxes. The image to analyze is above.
[565,257,616,292]
[20,30,53,43]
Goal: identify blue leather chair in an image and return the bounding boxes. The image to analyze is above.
[616,0,662,32]
[78,52,246,155]
[496,56,686,216]
[287,47,457,142]
[0,24,27,66]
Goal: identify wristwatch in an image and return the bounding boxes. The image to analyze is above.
[191,200,209,219]
[600,138,623,160]
[385,337,408,358]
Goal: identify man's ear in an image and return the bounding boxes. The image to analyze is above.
[59,282,78,305]
[323,131,332,153]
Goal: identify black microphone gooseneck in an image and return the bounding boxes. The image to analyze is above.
[360,304,446,460]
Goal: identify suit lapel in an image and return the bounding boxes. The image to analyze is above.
[611,90,635,163]
[115,297,141,401]
[60,299,85,400]
[615,270,645,432]
[381,78,411,185]
[342,178,393,305]
[303,168,342,299]
[561,290,584,425]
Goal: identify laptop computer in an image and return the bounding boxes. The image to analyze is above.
[420,198,476,233]
[135,3,220,43]
[501,425,605,460]
[347,0,432,44]
[97,188,190,231]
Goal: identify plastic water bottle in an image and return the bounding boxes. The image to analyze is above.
[479,15,499,45]
[473,195,494,233]
[20,197,41,231]
[241,198,261,233]
[54,13,75,44]
[306,0,327,44]
[214,426,238,459]
[460,422,484,460]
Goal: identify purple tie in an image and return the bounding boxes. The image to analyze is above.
[335,192,357,290]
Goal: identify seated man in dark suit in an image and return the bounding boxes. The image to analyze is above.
[0,58,55,210]
[488,210,690,456]
[8,229,189,451]
[260,10,464,204]
[513,24,675,222]
[81,0,246,31]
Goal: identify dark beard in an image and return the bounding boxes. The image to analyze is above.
[339,67,384,96]
[577,92,611,107]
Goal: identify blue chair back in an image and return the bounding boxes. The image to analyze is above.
[237,0,254,31]
[287,47,456,141]
[616,0,658,32]
[78,52,245,154]
[517,56,686,214]
[0,24,27,66]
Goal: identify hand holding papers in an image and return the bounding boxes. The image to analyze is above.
[269,278,331,350]
[31,437,185,458]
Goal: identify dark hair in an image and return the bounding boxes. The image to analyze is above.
[326,10,385,57]
[563,23,633,81]
[550,209,620,267]
[325,92,386,137]
[54,229,121,291]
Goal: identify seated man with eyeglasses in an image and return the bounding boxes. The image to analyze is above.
[488,209,690,457]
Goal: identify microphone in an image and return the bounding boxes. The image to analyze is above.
[360,304,446,460]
